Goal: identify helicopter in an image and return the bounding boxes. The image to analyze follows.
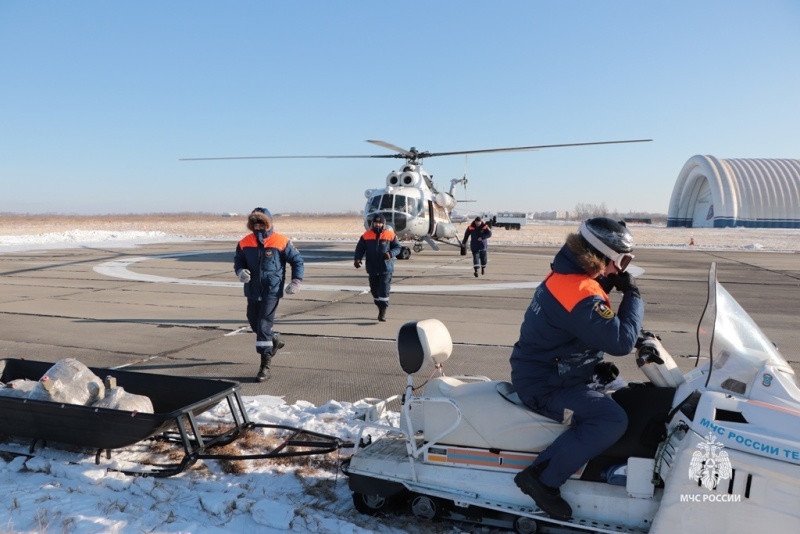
[181,138,651,259]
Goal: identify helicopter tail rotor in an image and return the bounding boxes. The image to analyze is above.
[463,155,469,196]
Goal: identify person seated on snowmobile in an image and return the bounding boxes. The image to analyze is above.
[509,217,643,521]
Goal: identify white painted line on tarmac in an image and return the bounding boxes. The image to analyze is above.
[93,251,541,293]
[224,327,252,336]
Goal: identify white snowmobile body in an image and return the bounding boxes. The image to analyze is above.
[344,263,800,533]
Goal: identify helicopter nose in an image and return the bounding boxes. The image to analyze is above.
[391,213,407,231]
[374,211,406,231]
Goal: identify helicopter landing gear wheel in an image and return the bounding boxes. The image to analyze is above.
[410,494,441,521]
[513,515,538,534]
[352,492,389,516]
[399,246,412,259]
[412,243,423,253]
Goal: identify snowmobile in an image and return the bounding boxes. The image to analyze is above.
[342,262,800,533]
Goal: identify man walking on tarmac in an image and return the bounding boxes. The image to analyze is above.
[462,216,492,277]
[354,213,401,321]
[234,207,304,382]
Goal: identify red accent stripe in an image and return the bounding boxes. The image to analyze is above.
[748,399,800,417]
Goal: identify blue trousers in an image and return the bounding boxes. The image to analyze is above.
[471,250,487,269]
[246,296,280,355]
[368,273,392,308]
[528,383,627,488]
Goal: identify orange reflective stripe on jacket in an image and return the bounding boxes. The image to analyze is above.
[238,232,290,250]
[544,272,610,312]
[361,228,397,241]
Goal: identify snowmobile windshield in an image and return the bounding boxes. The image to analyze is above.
[699,263,794,396]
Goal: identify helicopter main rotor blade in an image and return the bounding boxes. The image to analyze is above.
[179,154,400,161]
[366,140,415,157]
[426,139,652,158]
[180,138,651,161]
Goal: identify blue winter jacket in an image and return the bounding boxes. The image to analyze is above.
[354,227,401,276]
[462,223,492,252]
[234,229,304,300]
[510,245,644,405]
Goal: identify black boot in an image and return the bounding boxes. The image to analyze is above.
[256,353,272,382]
[473,269,479,278]
[377,305,387,322]
[272,334,285,356]
[481,266,485,275]
[514,465,572,521]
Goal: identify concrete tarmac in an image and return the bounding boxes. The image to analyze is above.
[1,241,798,406]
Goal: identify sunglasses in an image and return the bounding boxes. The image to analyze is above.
[578,222,634,271]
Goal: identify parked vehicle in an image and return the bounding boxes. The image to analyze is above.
[343,262,800,533]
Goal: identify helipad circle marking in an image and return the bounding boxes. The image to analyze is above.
[93,251,540,293]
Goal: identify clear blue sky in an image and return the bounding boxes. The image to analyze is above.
[2,1,798,216]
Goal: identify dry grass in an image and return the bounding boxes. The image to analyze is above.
[144,423,348,477]
[0,213,363,238]
[144,438,190,465]
[2,212,799,250]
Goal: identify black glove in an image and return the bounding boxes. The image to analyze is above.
[597,275,615,293]
[594,361,620,386]
[354,259,362,269]
[637,344,665,365]
[383,252,392,260]
[611,271,640,298]
[635,330,661,349]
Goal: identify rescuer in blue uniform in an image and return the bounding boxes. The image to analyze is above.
[234,207,304,382]
[510,217,644,520]
[461,216,493,277]
[354,213,402,321]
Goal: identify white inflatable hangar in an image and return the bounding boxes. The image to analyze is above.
[667,155,800,228]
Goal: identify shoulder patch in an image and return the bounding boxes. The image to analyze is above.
[594,302,615,320]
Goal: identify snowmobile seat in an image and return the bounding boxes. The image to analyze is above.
[420,378,569,452]
[396,320,568,451]
[496,381,525,406]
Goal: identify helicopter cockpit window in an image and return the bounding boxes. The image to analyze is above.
[380,194,394,210]
[394,195,416,215]
[418,198,427,218]
[367,195,380,213]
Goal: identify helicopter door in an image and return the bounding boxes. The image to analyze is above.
[427,200,436,236]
